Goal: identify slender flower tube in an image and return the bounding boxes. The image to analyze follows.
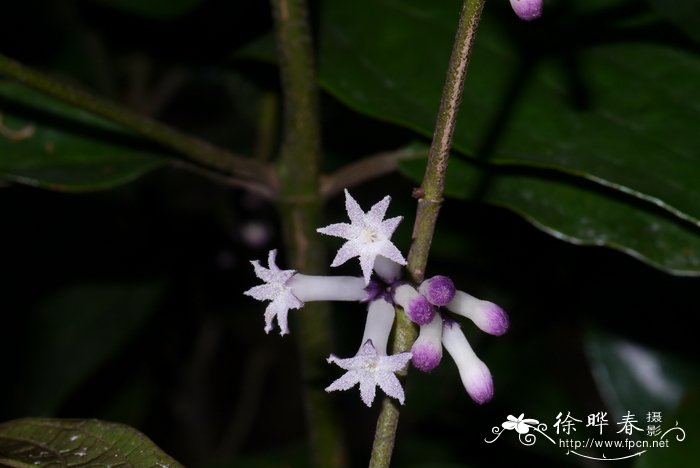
[419,275,456,306]
[411,313,443,372]
[394,284,436,325]
[289,274,367,302]
[442,320,493,404]
[360,298,396,355]
[510,0,542,21]
[446,290,509,336]
[373,255,403,284]
[245,250,369,335]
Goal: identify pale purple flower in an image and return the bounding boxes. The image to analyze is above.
[510,0,542,21]
[244,249,302,336]
[326,340,412,407]
[317,189,406,284]
[502,414,540,434]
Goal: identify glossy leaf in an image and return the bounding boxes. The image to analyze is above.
[18,281,165,414]
[0,82,167,191]
[584,327,700,426]
[401,157,700,275]
[0,418,183,467]
[315,0,700,225]
[86,0,203,19]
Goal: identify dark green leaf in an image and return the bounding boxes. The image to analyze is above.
[401,157,700,275]
[635,389,700,468]
[0,82,167,191]
[0,418,182,467]
[19,281,165,414]
[86,0,203,19]
[646,0,700,44]
[584,327,700,426]
[316,0,700,225]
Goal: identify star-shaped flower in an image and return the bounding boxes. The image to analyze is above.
[243,249,303,336]
[317,189,406,284]
[325,340,412,407]
[502,414,539,434]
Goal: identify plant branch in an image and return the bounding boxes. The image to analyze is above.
[0,54,276,190]
[369,1,486,466]
[320,147,427,199]
[270,0,348,467]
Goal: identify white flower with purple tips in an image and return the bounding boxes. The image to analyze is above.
[317,189,406,285]
[442,320,494,404]
[411,314,443,372]
[446,290,510,336]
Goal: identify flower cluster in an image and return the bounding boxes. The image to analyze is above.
[244,190,509,407]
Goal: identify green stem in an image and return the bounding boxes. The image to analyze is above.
[0,54,275,191]
[270,0,347,467]
[369,1,486,466]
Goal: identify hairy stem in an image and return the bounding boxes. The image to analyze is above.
[369,1,485,466]
[270,0,348,467]
[0,54,275,191]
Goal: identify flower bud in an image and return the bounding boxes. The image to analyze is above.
[446,291,509,336]
[442,321,494,404]
[394,284,436,325]
[510,0,542,21]
[411,314,443,372]
[419,275,456,306]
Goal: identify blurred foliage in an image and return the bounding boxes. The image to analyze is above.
[1,0,699,467]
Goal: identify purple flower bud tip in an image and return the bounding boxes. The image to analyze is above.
[467,365,494,405]
[484,302,510,336]
[510,0,542,21]
[425,275,455,306]
[407,296,436,325]
[411,342,442,372]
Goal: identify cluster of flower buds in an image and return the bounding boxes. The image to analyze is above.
[244,190,509,407]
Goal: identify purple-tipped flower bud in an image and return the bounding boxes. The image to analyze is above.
[446,291,509,336]
[442,321,494,404]
[394,284,436,325]
[419,275,456,306]
[411,314,443,372]
[510,0,542,21]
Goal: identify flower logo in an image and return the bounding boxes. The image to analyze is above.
[502,414,540,434]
